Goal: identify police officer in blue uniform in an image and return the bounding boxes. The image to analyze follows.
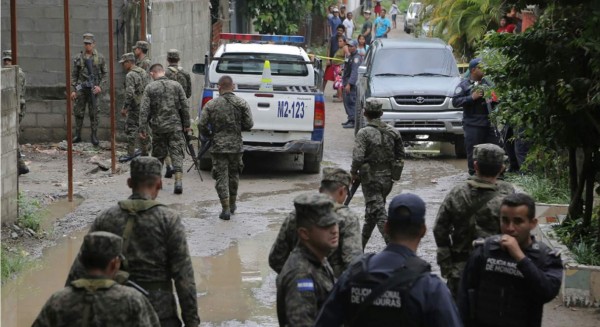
[453,58,501,175]
[458,193,562,327]
[342,39,362,129]
[314,193,462,327]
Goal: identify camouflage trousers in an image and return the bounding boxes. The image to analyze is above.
[125,107,150,155]
[151,131,185,173]
[442,260,467,299]
[361,177,393,248]
[73,89,99,130]
[145,289,182,327]
[211,153,244,200]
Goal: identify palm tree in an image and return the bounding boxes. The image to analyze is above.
[424,0,505,59]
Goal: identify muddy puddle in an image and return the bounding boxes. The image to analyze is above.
[40,196,85,231]
[1,227,281,327]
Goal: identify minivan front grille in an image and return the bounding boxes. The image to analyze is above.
[394,95,445,105]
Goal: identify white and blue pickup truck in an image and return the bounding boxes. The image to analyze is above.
[193,33,326,173]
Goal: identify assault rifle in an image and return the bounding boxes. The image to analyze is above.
[184,131,203,181]
[344,179,361,206]
[81,58,97,109]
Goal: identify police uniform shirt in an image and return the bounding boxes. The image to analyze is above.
[315,243,462,327]
[458,235,563,327]
[452,78,494,127]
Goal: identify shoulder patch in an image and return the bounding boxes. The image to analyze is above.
[472,238,485,247]
[354,57,360,64]
[297,278,315,292]
[454,86,462,94]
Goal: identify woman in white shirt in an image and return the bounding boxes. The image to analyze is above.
[343,12,355,39]
[390,0,399,29]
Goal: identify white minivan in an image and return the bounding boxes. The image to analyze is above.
[404,2,422,34]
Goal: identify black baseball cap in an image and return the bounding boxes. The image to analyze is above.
[388,193,426,225]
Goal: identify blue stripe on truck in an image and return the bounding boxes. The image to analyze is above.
[311,128,324,141]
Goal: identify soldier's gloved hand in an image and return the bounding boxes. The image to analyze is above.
[93,86,101,95]
[139,131,147,139]
[70,91,77,100]
[120,108,128,117]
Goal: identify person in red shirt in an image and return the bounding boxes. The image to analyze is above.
[497,16,516,33]
[374,0,382,15]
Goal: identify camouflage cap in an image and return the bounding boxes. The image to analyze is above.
[130,157,162,178]
[118,52,135,63]
[81,231,123,259]
[167,49,180,60]
[474,143,506,165]
[132,40,149,51]
[83,33,95,44]
[364,98,383,113]
[2,50,12,61]
[321,167,351,188]
[294,193,339,227]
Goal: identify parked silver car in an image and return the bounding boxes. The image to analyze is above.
[356,37,466,157]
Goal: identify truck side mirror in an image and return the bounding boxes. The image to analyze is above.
[192,63,206,75]
[358,66,367,74]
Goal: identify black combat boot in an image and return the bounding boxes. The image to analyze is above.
[230,196,237,214]
[72,129,82,143]
[219,198,231,220]
[174,172,183,194]
[90,129,99,146]
[164,165,175,178]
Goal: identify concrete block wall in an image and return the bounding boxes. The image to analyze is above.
[1,67,19,225]
[150,0,211,120]
[2,0,210,142]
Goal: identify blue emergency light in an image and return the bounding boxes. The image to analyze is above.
[220,33,304,44]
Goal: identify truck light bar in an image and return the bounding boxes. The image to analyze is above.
[219,33,304,44]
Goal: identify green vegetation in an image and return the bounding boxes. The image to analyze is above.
[1,245,29,283]
[553,209,600,266]
[17,192,45,232]
[505,173,570,204]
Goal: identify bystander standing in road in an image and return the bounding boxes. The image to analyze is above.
[351,99,405,248]
[70,33,107,146]
[199,75,254,220]
[374,9,391,39]
[269,167,362,277]
[139,64,190,194]
[66,158,201,327]
[361,10,373,44]
[374,0,382,15]
[341,39,361,129]
[133,40,151,72]
[433,143,515,297]
[459,193,563,327]
[276,193,339,327]
[3,50,29,175]
[324,25,346,92]
[315,193,463,327]
[328,7,342,39]
[452,58,501,175]
[119,53,150,163]
[390,0,399,29]
[36,232,160,326]
[343,12,355,39]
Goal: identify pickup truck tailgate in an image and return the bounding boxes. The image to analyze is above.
[245,92,315,132]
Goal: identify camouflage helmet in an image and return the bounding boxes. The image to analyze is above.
[130,157,162,178]
[132,40,149,51]
[473,143,506,165]
[2,50,12,61]
[294,193,339,227]
[118,52,135,63]
[364,98,383,113]
[81,231,123,259]
[83,33,95,44]
[167,49,180,60]
[321,167,351,188]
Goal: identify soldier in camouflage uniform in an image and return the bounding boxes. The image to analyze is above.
[351,99,405,248]
[276,193,339,327]
[198,75,254,220]
[269,167,362,277]
[35,231,160,326]
[139,64,190,194]
[3,50,29,175]
[70,33,107,146]
[133,40,151,72]
[66,157,200,327]
[163,49,192,178]
[119,53,150,162]
[433,143,515,298]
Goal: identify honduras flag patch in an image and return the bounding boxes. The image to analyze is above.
[297,279,315,292]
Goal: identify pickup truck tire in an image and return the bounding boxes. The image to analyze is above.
[454,136,467,158]
[303,146,323,174]
[199,156,212,171]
